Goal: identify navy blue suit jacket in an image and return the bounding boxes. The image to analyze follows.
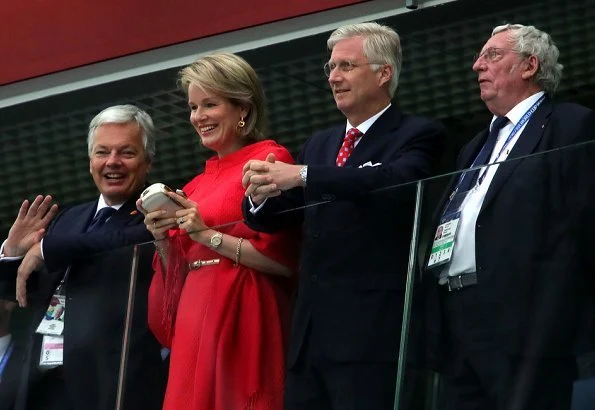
[244,104,445,365]
[0,334,26,410]
[0,195,165,410]
[425,99,595,369]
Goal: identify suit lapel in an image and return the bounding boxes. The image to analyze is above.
[105,197,143,229]
[326,126,346,165]
[74,201,97,233]
[345,105,403,167]
[436,128,488,210]
[460,129,489,170]
[481,99,552,211]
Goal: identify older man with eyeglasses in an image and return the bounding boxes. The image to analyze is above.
[242,21,445,410]
[425,23,595,410]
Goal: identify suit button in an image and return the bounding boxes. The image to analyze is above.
[477,224,481,228]
[311,274,318,282]
[313,233,320,239]
[322,194,331,201]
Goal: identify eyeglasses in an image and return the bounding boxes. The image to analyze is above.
[473,47,524,63]
[323,60,381,77]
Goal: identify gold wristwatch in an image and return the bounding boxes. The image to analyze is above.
[209,232,223,249]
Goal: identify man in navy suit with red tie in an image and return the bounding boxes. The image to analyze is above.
[242,22,445,410]
[425,24,595,410]
[0,105,165,410]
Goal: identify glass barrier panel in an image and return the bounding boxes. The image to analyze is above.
[404,139,595,410]
[0,228,165,410]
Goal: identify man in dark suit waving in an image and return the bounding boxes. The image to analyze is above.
[425,24,595,410]
[242,22,445,410]
[0,105,165,410]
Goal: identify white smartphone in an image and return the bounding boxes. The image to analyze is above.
[140,183,184,218]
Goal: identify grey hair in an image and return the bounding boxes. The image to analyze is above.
[87,104,156,161]
[493,24,563,94]
[327,22,402,97]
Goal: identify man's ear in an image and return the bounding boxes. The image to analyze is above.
[378,64,394,88]
[521,55,539,80]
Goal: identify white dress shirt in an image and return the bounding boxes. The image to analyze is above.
[443,91,545,279]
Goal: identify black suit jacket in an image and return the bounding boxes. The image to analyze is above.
[425,99,595,369]
[0,196,166,410]
[243,105,445,366]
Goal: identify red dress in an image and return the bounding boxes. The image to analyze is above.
[148,140,297,410]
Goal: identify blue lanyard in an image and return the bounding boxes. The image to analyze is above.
[475,94,545,185]
[0,340,14,380]
[458,95,545,191]
[444,95,545,212]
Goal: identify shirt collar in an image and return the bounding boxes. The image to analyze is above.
[95,195,124,216]
[490,91,545,131]
[346,103,391,136]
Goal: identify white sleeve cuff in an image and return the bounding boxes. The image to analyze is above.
[0,240,24,262]
[40,238,46,261]
[248,196,268,214]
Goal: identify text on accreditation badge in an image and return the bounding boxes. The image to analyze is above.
[427,213,460,268]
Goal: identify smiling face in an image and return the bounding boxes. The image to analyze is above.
[327,36,392,127]
[472,30,540,116]
[188,84,248,157]
[89,122,151,206]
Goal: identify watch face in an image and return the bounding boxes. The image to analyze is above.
[211,233,223,247]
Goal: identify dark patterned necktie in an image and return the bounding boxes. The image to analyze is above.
[442,116,508,216]
[457,116,509,193]
[336,128,362,167]
[86,207,116,233]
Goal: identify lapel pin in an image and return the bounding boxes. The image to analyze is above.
[130,210,138,215]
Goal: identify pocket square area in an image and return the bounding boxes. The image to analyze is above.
[358,161,382,168]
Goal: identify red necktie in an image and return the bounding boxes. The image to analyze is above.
[336,128,362,167]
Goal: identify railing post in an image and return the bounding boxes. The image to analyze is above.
[394,180,424,410]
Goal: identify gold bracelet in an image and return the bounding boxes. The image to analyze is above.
[234,238,244,267]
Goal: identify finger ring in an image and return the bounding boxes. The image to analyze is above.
[178,217,185,225]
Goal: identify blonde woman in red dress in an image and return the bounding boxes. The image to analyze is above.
[138,53,297,410]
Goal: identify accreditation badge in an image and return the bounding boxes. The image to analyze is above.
[427,212,461,269]
[39,335,64,367]
[36,294,65,336]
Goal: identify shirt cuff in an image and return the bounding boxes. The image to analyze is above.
[249,196,268,214]
[40,238,46,260]
[0,239,46,261]
[0,240,24,262]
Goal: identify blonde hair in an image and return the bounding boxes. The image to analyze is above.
[179,53,268,141]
